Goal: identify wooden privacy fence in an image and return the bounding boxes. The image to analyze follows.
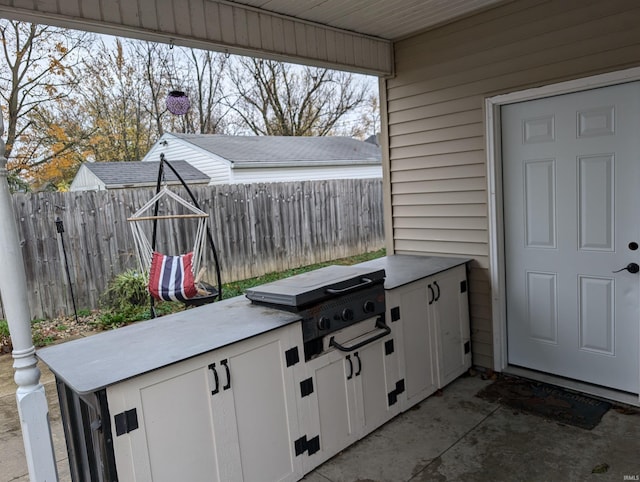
[0,179,384,319]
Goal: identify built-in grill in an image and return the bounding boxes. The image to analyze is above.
[245,265,387,359]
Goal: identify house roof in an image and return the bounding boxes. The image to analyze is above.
[168,134,382,168]
[83,161,210,187]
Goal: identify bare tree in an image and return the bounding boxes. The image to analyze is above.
[0,19,92,186]
[347,92,380,141]
[228,58,369,136]
[132,40,174,138]
[0,22,379,190]
[130,41,233,136]
[78,39,154,163]
[182,49,232,134]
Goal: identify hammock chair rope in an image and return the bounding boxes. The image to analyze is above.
[128,186,209,287]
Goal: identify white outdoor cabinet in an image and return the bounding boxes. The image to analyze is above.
[431,264,472,389]
[355,257,471,412]
[299,323,401,471]
[106,323,304,482]
[40,257,472,482]
[386,279,439,409]
[392,263,471,411]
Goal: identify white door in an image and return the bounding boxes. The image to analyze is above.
[502,81,640,394]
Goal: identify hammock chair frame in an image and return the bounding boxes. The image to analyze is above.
[129,153,222,316]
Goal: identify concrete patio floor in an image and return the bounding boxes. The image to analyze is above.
[2,353,639,482]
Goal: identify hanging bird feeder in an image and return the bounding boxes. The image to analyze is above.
[166,90,190,115]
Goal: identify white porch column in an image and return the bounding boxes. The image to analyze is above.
[0,113,58,480]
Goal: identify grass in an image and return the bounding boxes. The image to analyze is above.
[32,332,56,347]
[94,247,386,329]
[220,248,386,298]
[96,299,182,329]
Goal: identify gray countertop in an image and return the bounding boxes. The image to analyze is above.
[355,255,470,289]
[38,255,468,394]
[37,295,301,394]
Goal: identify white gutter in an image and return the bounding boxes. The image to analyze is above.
[0,111,58,480]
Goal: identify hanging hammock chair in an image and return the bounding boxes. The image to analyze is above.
[127,154,222,313]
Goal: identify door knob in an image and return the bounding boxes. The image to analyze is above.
[613,262,640,274]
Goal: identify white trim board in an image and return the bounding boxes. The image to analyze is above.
[485,66,640,405]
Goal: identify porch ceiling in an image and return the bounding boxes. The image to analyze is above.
[0,0,505,76]
[224,0,505,41]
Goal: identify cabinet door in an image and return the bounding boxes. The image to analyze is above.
[357,337,400,435]
[225,325,303,482]
[107,352,239,482]
[432,265,471,388]
[300,327,399,474]
[390,281,438,411]
[107,324,304,482]
[302,349,359,470]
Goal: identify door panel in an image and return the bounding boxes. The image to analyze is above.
[578,155,614,250]
[524,159,556,248]
[502,81,640,394]
[525,271,557,344]
[578,275,614,354]
[358,341,388,433]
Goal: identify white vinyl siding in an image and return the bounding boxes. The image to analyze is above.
[143,134,381,185]
[142,137,230,184]
[386,0,640,368]
[230,165,382,184]
[69,165,106,191]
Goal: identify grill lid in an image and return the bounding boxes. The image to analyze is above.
[245,265,385,308]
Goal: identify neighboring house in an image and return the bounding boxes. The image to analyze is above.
[141,133,382,185]
[69,161,210,191]
[9,0,640,404]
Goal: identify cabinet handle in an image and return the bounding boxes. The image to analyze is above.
[208,363,219,395]
[354,352,362,377]
[434,281,441,302]
[329,316,391,352]
[346,355,354,380]
[221,359,231,390]
[428,284,435,305]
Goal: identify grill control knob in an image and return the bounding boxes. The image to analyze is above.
[363,300,376,313]
[318,316,331,331]
[341,308,354,322]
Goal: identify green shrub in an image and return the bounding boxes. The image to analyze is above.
[101,270,149,312]
[32,332,55,347]
[77,308,92,317]
[0,319,9,338]
[96,310,128,329]
[96,270,184,329]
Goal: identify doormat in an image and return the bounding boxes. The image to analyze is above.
[476,376,611,430]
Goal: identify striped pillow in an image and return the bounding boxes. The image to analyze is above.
[148,251,198,302]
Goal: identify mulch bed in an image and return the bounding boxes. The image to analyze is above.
[1,313,102,354]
